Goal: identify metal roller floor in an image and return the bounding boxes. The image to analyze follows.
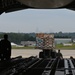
[0,56,75,75]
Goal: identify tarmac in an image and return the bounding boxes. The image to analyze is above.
[11,49,75,58]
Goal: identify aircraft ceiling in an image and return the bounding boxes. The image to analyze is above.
[0,0,75,14]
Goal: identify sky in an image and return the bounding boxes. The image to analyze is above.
[0,8,75,33]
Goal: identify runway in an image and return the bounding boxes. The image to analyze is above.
[11,49,75,58]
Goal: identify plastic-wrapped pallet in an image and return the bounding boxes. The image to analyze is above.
[36,33,55,49]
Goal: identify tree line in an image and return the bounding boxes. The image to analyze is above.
[0,32,74,44]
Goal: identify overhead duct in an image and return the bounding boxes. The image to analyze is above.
[17,0,74,9]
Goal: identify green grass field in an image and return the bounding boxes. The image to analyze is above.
[12,44,75,50]
[12,46,35,49]
[55,44,75,50]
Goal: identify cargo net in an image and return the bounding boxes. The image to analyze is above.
[36,33,55,49]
